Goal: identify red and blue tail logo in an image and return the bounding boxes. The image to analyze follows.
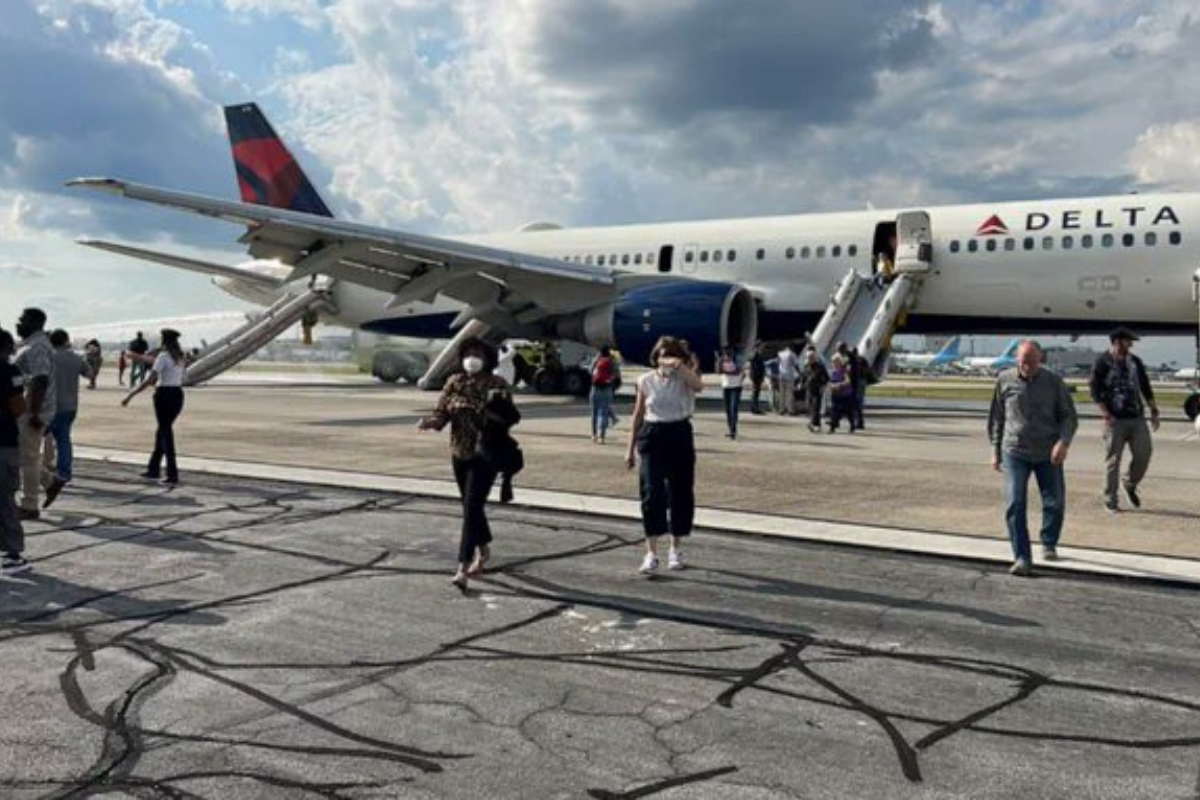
[224,103,333,218]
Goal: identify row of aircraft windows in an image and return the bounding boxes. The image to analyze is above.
[558,231,1184,267]
[560,243,861,267]
[949,231,1184,254]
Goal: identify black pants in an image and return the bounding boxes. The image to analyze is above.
[807,387,824,427]
[722,387,742,436]
[452,456,497,565]
[148,387,184,479]
[829,393,853,431]
[637,420,695,540]
[750,379,765,412]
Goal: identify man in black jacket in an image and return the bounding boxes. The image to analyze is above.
[800,350,829,433]
[1089,327,1159,512]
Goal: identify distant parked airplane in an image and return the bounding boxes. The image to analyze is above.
[956,338,1022,373]
[891,336,962,371]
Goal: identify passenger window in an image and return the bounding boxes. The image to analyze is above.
[832,245,842,258]
[1042,236,1054,250]
[1062,236,1073,250]
[700,251,709,263]
[785,247,795,259]
[756,248,765,260]
[728,249,736,261]
[622,254,631,265]
[1170,231,1183,245]
[986,238,997,252]
[1145,232,1157,246]
[684,251,694,263]
[968,239,978,253]
[647,252,656,265]
[634,253,643,265]
[816,246,827,258]
[610,254,618,264]
[801,246,811,259]
[1102,234,1115,247]
[1004,238,1015,251]
[585,255,594,265]
[1023,237,1035,251]
[713,250,723,263]
[1082,234,1094,249]
[950,240,960,253]
[848,244,858,257]
[1122,233,1135,247]
[598,255,606,266]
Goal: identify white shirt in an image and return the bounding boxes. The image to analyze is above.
[152,352,186,387]
[777,348,799,379]
[638,368,697,422]
[494,347,516,385]
[718,355,743,389]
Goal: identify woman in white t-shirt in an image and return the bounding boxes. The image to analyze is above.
[122,329,187,484]
[716,347,744,439]
[624,336,703,574]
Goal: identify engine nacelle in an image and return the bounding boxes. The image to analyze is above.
[557,280,758,369]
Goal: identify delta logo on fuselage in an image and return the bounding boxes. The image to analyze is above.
[976,205,1181,236]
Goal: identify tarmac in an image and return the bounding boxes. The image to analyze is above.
[2,374,1199,797]
[3,465,1200,798]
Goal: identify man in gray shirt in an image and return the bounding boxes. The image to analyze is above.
[988,340,1078,576]
[43,329,91,509]
[14,308,56,520]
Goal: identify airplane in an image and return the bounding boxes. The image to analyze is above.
[955,338,1022,374]
[68,103,1200,414]
[890,336,962,371]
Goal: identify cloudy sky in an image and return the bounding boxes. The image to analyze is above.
[3,0,1200,362]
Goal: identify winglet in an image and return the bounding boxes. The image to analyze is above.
[65,177,128,195]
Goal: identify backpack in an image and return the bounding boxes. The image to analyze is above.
[592,356,615,387]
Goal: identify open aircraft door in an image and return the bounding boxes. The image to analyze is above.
[895,211,933,275]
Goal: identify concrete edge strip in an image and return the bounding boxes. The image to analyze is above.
[77,446,1200,587]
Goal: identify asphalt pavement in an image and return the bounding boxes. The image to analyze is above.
[3,466,1200,799]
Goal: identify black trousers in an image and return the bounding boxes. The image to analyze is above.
[452,456,497,565]
[807,387,824,427]
[149,387,184,479]
[750,379,765,412]
[637,420,695,539]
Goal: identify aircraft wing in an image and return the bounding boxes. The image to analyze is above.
[77,239,283,288]
[68,178,618,326]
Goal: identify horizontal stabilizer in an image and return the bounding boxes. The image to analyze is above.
[77,240,283,288]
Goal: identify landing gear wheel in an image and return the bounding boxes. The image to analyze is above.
[1184,392,1200,421]
[562,367,591,397]
[373,353,403,384]
[533,368,560,395]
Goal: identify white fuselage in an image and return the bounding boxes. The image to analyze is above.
[216,192,1200,341]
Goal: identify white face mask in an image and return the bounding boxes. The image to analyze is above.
[462,356,485,375]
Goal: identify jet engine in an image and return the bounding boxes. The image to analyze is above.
[556,279,758,369]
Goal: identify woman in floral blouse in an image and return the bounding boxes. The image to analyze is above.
[418,338,512,592]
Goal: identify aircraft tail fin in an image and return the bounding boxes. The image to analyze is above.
[1000,337,1021,358]
[224,103,333,218]
[937,336,962,359]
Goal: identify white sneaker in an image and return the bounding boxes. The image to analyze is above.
[668,548,685,570]
[639,553,659,574]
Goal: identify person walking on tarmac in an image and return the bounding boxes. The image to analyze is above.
[800,349,829,433]
[590,345,618,444]
[748,341,767,414]
[42,329,91,509]
[716,346,744,439]
[625,336,703,574]
[989,341,1077,576]
[418,338,516,593]
[127,331,150,384]
[1089,327,1160,512]
[122,329,187,485]
[14,308,56,521]
[0,328,31,575]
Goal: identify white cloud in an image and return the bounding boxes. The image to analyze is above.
[221,0,327,29]
[0,262,47,280]
[1128,121,1200,188]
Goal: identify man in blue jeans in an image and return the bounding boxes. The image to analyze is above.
[988,341,1078,576]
